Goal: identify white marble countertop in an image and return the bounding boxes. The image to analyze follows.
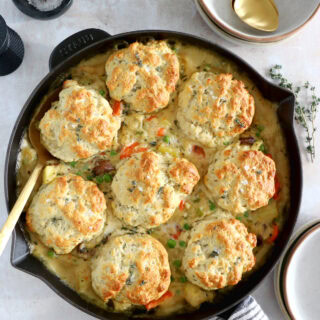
[0,1,319,319]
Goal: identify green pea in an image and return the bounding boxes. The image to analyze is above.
[163,135,170,143]
[99,89,106,96]
[103,173,112,183]
[167,239,176,248]
[173,260,182,268]
[183,223,191,230]
[47,249,55,258]
[179,240,186,247]
[96,176,104,184]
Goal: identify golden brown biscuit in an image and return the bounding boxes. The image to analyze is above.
[39,80,121,162]
[111,151,200,228]
[177,72,254,147]
[26,174,106,254]
[105,41,179,113]
[91,234,171,308]
[182,215,256,290]
[204,142,276,214]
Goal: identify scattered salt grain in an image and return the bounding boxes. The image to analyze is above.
[27,0,64,12]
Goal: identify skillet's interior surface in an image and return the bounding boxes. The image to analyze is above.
[5,30,302,320]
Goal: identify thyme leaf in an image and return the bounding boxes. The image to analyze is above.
[269,65,320,162]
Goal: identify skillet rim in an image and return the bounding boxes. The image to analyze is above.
[4,29,302,320]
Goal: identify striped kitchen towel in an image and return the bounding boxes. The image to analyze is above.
[213,296,269,320]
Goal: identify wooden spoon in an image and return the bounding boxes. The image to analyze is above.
[0,88,61,256]
[232,0,279,32]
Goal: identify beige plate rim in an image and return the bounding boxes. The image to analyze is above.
[199,0,320,43]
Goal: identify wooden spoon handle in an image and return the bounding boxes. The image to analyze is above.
[0,161,43,256]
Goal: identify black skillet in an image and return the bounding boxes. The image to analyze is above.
[4,29,302,320]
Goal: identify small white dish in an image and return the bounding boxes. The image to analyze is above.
[283,223,320,319]
[274,220,320,320]
[199,0,320,43]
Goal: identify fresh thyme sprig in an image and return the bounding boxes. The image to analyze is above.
[269,65,320,162]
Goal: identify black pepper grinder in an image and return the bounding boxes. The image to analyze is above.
[0,15,24,76]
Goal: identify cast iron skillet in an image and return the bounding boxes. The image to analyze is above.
[4,29,302,320]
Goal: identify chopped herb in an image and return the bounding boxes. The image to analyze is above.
[110,150,117,156]
[203,64,212,71]
[235,118,245,128]
[173,260,182,268]
[163,135,170,143]
[244,211,249,218]
[136,131,144,135]
[209,250,219,258]
[87,175,94,181]
[146,229,152,235]
[179,240,186,247]
[47,249,55,258]
[223,141,231,146]
[256,170,262,175]
[209,200,216,211]
[179,276,187,283]
[170,276,175,282]
[140,280,146,286]
[196,208,204,217]
[149,141,157,147]
[193,198,200,203]
[236,216,242,221]
[183,223,191,230]
[103,173,112,183]
[75,171,82,176]
[99,89,106,97]
[69,161,77,168]
[128,187,134,192]
[167,239,176,248]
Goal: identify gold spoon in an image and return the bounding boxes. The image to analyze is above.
[232,0,279,32]
[0,88,61,256]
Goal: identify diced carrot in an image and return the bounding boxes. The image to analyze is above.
[273,175,281,200]
[157,128,165,137]
[192,145,205,157]
[120,142,140,159]
[112,100,122,116]
[179,200,185,211]
[145,291,173,310]
[172,225,182,240]
[267,224,279,243]
[134,147,148,153]
[146,115,157,121]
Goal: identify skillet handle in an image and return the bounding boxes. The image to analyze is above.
[49,28,111,71]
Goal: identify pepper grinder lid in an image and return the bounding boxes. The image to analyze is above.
[0,15,24,76]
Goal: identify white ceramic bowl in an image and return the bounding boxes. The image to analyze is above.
[194,0,262,46]
[199,0,320,43]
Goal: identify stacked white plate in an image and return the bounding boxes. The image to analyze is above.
[274,219,320,319]
[195,0,320,45]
